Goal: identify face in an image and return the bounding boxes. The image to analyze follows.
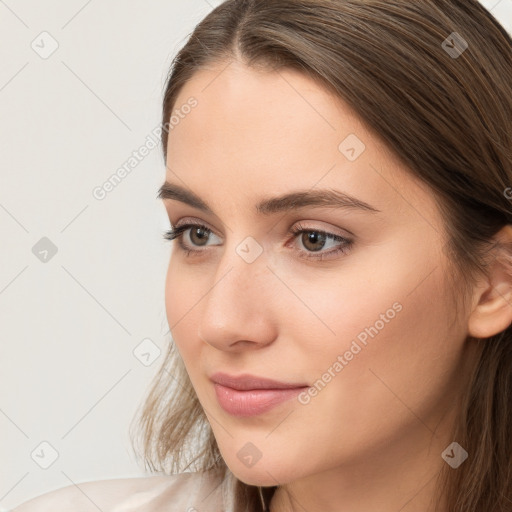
[161,59,475,490]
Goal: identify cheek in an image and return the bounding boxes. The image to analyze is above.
[289,262,461,461]
[280,233,454,375]
[164,257,199,358]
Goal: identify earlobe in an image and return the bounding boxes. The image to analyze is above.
[467,225,512,339]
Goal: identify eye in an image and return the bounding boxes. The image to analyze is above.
[287,222,353,261]
[162,221,353,261]
[163,222,221,256]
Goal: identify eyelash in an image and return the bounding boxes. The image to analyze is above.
[162,222,353,261]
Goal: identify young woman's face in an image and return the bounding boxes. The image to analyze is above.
[162,59,475,491]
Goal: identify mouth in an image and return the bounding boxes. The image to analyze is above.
[210,372,309,417]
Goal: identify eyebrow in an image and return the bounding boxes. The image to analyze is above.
[157,181,381,215]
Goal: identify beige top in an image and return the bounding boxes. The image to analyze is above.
[12,467,239,512]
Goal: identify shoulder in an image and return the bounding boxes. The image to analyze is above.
[11,474,173,512]
[12,468,231,512]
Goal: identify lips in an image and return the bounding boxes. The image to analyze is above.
[210,372,309,417]
[209,372,308,390]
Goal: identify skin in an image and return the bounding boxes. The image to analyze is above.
[160,58,512,512]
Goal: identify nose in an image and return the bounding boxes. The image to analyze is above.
[197,242,278,352]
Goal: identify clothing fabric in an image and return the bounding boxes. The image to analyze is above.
[12,467,241,512]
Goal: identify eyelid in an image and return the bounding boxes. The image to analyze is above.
[288,220,353,240]
[170,217,221,238]
[171,217,352,240]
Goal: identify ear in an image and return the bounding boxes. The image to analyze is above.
[467,224,512,339]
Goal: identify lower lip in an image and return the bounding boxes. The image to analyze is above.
[213,383,307,417]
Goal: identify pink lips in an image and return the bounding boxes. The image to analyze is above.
[210,372,309,417]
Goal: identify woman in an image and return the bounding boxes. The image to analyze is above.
[13,0,512,511]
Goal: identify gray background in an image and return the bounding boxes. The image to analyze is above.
[1,0,510,509]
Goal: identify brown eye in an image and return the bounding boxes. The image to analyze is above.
[300,231,327,252]
[188,226,211,247]
[289,223,353,261]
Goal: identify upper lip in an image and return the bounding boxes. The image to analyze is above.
[210,372,309,391]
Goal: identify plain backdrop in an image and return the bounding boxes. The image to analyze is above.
[1,0,511,509]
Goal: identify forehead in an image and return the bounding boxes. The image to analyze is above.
[165,59,443,231]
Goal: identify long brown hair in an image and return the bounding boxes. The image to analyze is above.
[130,1,512,510]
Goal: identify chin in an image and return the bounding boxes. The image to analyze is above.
[232,469,280,487]
[226,459,296,487]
